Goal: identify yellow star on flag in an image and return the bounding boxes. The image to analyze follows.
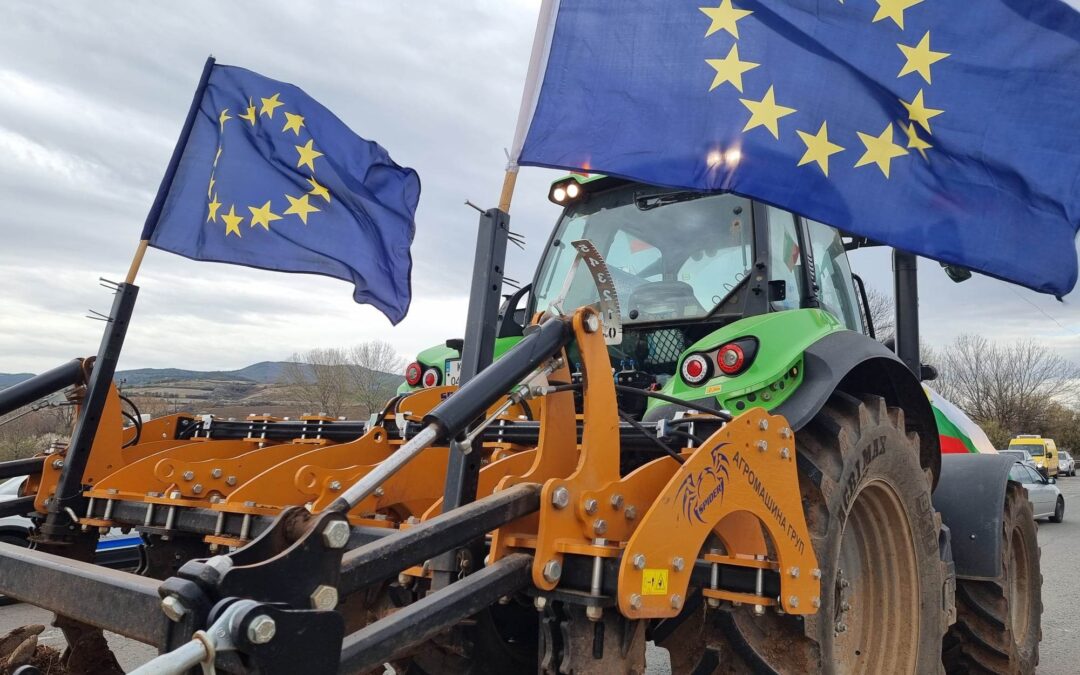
[207,193,222,223]
[284,193,321,224]
[248,201,283,231]
[707,44,760,93]
[260,93,284,118]
[796,122,845,176]
[900,89,944,134]
[307,177,331,203]
[239,99,257,126]
[699,1,753,39]
[295,139,324,172]
[898,32,950,84]
[872,0,925,30]
[739,86,797,139]
[902,122,932,161]
[222,205,244,238]
[218,109,232,132]
[855,124,908,178]
[283,112,306,136]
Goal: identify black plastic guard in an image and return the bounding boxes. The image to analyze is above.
[932,453,1015,580]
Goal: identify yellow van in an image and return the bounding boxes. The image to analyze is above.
[1009,435,1059,478]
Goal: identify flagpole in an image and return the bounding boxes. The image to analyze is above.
[124,240,149,284]
[498,167,519,213]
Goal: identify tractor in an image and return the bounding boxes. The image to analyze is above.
[0,173,1041,674]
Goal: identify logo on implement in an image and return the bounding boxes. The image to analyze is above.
[675,444,731,524]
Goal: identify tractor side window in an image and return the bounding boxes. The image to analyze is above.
[806,220,864,332]
[767,206,802,311]
[533,215,587,314]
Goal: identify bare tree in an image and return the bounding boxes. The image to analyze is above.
[933,334,1080,440]
[862,286,895,343]
[347,341,406,416]
[280,348,350,417]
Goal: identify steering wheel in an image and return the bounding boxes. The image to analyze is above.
[626,280,705,320]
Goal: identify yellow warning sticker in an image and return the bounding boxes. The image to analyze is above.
[642,569,669,596]
[706,384,723,395]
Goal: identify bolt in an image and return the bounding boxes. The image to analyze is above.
[753,604,765,617]
[52,459,64,470]
[610,494,624,509]
[624,505,638,520]
[632,554,646,570]
[374,487,385,498]
[841,601,851,612]
[836,622,848,634]
[780,447,791,460]
[593,519,608,536]
[225,476,237,486]
[329,480,342,492]
[584,498,598,515]
[781,427,792,439]
[670,594,683,609]
[551,487,570,509]
[161,596,187,622]
[672,557,685,572]
[534,596,547,611]
[812,597,821,609]
[811,568,822,579]
[247,615,277,644]
[706,598,721,609]
[629,594,643,610]
[788,596,800,608]
[310,585,339,610]
[840,579,849,589]
[543,560,562,583]
[182,471,195,481]
[209,495,223,504]
[789,567,800,578]
[756,440,768,452]
[586,606,603,622]
[758,419,769,431]
[584,313,600,333]
[211,468,223,479]
[322,520,350,549]
[192,484,203,495]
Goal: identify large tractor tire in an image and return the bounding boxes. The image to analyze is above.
[706,392,949,674]
[942,482,1041,674]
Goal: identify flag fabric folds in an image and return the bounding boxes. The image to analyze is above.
[512,0,1080,298]
[146,60,420,324]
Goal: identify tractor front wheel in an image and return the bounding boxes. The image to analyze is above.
[707,393,949,674]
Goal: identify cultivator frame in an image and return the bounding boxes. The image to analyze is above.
[0,208,820,672]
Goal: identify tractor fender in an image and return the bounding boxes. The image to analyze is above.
[931,453,1016,580]
[775,330,941,485]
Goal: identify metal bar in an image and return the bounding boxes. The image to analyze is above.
[329,424,440,512]
[0,495,35,518]
[0,456,44,480]
[892,249,921,375]
[0,359,83,416]
[338,553,533,673]
[47,284,139,529]
[0,543,170,646]
[339,483,541,595]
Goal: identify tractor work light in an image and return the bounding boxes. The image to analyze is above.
[421,367,441,388]
[405,362,422,387]
[548,179,586,205]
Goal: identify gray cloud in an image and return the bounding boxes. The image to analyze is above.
[0,1,1076,375]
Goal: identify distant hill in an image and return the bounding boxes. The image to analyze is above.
[0,373,33,388]
[0,361,329,390]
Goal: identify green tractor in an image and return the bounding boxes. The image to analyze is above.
[400,174,1041,672]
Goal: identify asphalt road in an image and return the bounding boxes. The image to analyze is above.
[2,476,1078,673]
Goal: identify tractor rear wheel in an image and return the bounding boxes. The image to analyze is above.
[706,392,948,674]
[942,481,1041,674]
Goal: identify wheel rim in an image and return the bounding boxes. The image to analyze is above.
[1007,522,1032,647]
[833,480,920,674]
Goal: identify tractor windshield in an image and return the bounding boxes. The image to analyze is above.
[534,185,754,324]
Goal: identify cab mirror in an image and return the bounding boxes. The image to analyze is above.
[941,264,973,283]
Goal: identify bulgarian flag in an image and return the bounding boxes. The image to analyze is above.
[924,386,997,455]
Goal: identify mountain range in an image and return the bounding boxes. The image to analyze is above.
[0,361,298,389]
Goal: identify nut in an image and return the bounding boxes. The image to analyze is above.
[609,494,624,509]
[542,559,562,583]
[160,596,187,622]
[247,615,277,644]
[624,505,638,520]
[629,594,643,610]
[551,487,570,509]
[781,427,792,439]
[788,596,800,608]
[789,566,800,578]
[632,554,646,570]
[780,447,791,459]
[811,568,822,579]
[310,584,339,610]
[670,594,683,609]
[584,498,598,515]
[534,596,548,611]
[182,471,195,481]
[586,606,603,621]
[52,459,64,470]
[374,487,385,498]
[672,557,685,572]
[192,484,203,495]
[593,519,608,536]
[758,419,769,431]
[322,520,350,549]
[584,313,600,333]
[756,440,768,452]
[210,468,223,479]
[329,480,342,492]
[225,475,238,486]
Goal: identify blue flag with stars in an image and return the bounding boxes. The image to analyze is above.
[513,0,1080,298]
[146,60,420,324]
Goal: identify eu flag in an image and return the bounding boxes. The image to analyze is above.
[145,59,420,324]
[513,0,1080,298]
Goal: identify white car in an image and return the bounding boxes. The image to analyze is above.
[1059,451,1076,477]
[0,477,142,563]
[1009,462,1065,523]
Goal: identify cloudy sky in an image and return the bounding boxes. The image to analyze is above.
[0,1,1077,375]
